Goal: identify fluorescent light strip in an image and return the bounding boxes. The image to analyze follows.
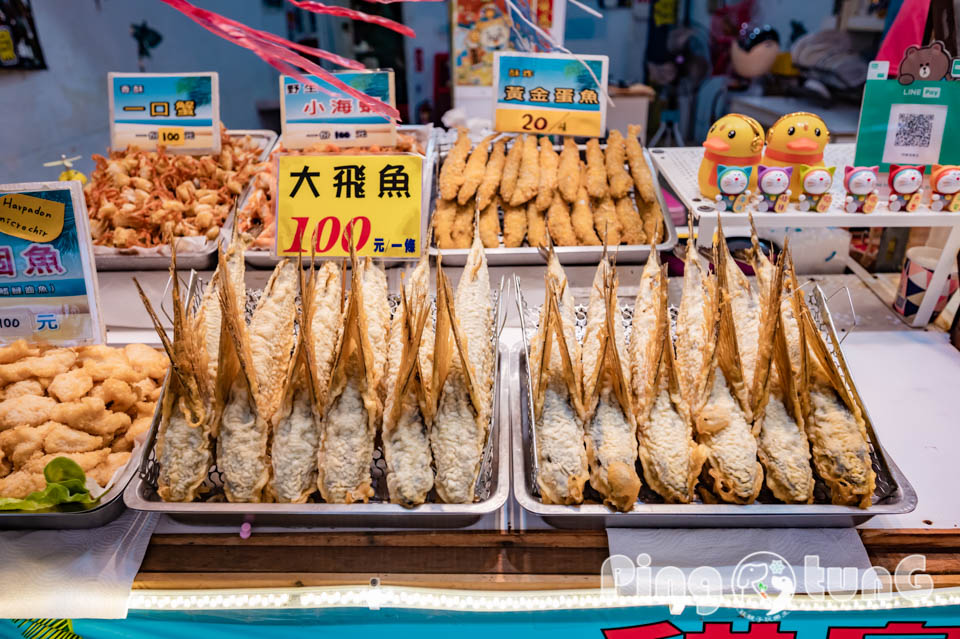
[127,586,960,613]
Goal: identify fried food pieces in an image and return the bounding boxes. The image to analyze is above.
[439,128,472,201]
[435,129,663,249]
[0,340,167,499]
[84,126,261,248]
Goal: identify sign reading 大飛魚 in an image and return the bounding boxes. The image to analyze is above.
[492,52,608,137]
[0,181,103,345]
[108,72,221,154]
[275,154,421,259]
[280,71,396,150]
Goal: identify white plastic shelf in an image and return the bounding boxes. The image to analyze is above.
[650,143,960,328]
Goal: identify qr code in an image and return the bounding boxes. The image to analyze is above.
[894,113,934,147]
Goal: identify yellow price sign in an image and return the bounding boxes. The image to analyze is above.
[158,127,185,146]
[0,194,65,242]
[276,154,422,258]
[494,108,604,138]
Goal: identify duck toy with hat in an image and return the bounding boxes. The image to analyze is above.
[714,164,752,212]
[761,111,829,200]
[843,165,880,213]
[797,164,836,212]
[929,165,960,212]
[698,113,765,199]
[753,164,792,212]
[887,164,925,212]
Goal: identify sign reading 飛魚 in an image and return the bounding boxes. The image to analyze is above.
[108,72,221,154]
[0,181,104,345]
[280,71,397,150]
[492,52,608,137]
[275,154,421,259]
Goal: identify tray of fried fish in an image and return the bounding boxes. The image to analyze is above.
[428,127,678,266]
[123,235,508,527]
[510,232,916,528]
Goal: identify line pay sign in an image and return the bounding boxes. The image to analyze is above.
[274,154,422,259]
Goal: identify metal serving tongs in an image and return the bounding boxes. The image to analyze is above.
[513,274,542,493]
[471,274,508,498]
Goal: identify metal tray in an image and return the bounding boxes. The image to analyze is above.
[243,125,438,269]
[511,281,917,528]
[0,363,165,530]
[428,139,678,266]
[93,129,278,271]
[124,279,508,527]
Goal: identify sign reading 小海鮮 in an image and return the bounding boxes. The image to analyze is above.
[108,72,221,154]
[280,71,397,149]
[492,52,608,137]
[0,181,104,345]
[275,154,421,259]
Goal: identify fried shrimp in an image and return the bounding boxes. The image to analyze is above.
[526,200,548,248]
[558,137,580,203]
[502,202,527,247]
[626,124,657,203]
[458,134,496,205]
[439,128,471,200]
[500,136,523,204]
[546,190,577,246]
[615,196,646,245]
[605,130,633,199]
[571,164,601,245]
[510,134,540,207]
[585,138,609,198]
[478,195,501,249]
[535,136,559,211]
[477,139,506,210]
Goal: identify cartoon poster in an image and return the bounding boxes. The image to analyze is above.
[453,0,564,89]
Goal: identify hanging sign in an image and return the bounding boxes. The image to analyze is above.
[280,70,397,150]
[0,181,104,345]
[108,72,221,154]
[275,154,422,259]
[492,51,608,137]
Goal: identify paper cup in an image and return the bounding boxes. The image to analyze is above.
[893,246,959,322]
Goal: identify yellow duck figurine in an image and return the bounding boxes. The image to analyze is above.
[698,114,765,199]
[761,112,829,200]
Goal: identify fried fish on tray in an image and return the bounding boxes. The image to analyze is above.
[581,257,641,511]
[135,247,214,503]
[800,301,876,509]
[638,291,706,504]
[382,255,434,506]
[529,251,588,505]
[318,255,388,503]
[439,128,471,201]
[477,139,506,211]
[431,236,494,503]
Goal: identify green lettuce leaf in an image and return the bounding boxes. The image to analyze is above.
[0,458,99,512]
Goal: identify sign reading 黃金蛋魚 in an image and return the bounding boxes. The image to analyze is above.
[0,181,104,345]
[492,52,608,137]
[280,71,397,150]
[108,72,221,154]
[275,154,422,259]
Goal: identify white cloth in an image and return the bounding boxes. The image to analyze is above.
[607,527,878,596]
[0,510,158,619]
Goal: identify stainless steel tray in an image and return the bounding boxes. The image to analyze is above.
[511,281,917,528]
[429,139,678,266]
[243,125,437,269]
[124,278,508,527]
[93,129,278,271]
[0,363,165,530]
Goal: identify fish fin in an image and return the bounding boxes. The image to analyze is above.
[750,248,785,421]
[438,266,484,418]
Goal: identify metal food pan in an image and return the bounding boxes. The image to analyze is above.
[429,141,678,266]
[243,125,437,269]
[124,279,507,527]
[511,281,917,528]
[0,360,167,530]
[93,129,278,271]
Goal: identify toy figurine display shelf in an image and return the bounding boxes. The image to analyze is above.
[651,142,960,327]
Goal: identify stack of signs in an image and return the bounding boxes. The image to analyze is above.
[108,72,221,154]
[0,182,103,345]
[280,71,397,149]
[492,52,608,137]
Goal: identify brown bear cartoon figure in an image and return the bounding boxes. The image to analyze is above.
[898,41,955,85]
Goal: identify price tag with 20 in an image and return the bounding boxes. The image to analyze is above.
[275,154,422,259]
[492,52,609,138]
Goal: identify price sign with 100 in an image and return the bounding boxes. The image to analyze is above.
[275,154,422,259]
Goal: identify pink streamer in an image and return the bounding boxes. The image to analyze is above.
[288,0,416,38]
[159,0,400,121]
